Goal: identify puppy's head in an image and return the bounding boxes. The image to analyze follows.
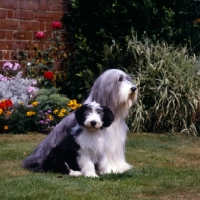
[75,101,114,132]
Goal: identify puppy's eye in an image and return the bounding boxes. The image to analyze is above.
[96,109,103,115]
[118,76,123,82]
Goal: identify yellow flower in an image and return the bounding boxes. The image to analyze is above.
[4,126,8,130]
[67,100,82,110]
[27,111,36,116]
[70,105,78,110]
[6,111,11,115]
[60,108,67,113]
[53,109,58,114]
[0,109,3,115]
[47,114,53,121]
[19,102,23,105]
[32,101,38,106]
[58,112,64,117]
[67,99,77,106]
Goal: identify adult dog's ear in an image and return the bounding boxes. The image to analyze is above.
[101,106,114,127]
[75,104,88,126]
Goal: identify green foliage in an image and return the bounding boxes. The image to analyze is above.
[35,88,70,111]
[62,0,200,99]
[7,104,39,134]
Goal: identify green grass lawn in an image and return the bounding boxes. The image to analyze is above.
[1,133,200,200]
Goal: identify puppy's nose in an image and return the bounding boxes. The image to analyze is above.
[131,86,137,92]
[91,121,97,127]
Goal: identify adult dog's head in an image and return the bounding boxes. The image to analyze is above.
[75,102,114,132]
[85,69,138,117]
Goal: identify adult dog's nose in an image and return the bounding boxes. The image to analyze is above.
[91,121,97,127]
[131,86,137,92]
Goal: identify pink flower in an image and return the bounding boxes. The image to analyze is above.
[13,63,21,71]
[32,80,37,85]
[3,62,13,70]
[35,31,45,39]
[52,21,62,29]
[0,75,8,81]
[27,86,36,93]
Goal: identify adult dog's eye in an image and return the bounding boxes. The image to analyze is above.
[118,76,123,82]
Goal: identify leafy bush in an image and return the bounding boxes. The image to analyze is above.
[35,88,70,111]
[61,0,200,99]
[101,33,200,135]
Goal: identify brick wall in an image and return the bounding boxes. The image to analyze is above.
[0,0,72,68]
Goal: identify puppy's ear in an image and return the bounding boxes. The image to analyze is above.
[101,106,114,127]
[75,104,88,126]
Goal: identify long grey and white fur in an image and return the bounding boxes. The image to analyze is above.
[22,69,138,175]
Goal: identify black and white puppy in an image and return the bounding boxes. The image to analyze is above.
[23,102,114,177]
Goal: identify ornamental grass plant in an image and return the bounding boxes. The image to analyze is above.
[128,35,200,135]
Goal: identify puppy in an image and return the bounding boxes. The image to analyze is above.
[23,102,114,177]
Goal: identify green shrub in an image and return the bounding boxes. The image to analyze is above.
[62,0,200,99]
[102,34,200,135]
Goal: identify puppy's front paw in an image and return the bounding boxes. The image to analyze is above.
[85,173,99,178]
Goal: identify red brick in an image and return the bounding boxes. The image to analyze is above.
[0,0,20,9]
[0,31,6,39]
[16,41,31,50]
[0,20,19,30]
[39,1,49,11]
[13,31,33,41]
[33,2,40,10]
[35,11,54,21]
[7,10,13,19]
[14,10,33,20]
[6,31,12,40]
[19,1,33,10]
[20,21,39,31]
[39,21,45,31]
[0,10,7,19]
[0,51,3,60]
[46,22,54,32]
[53,12,63,21]
[0,41,18,51]
[49,2,63,11]
[3,50,10,60]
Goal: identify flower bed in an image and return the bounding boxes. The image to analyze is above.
[0,21,81,134]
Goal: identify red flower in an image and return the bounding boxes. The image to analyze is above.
[52,21,62,29]
[5,99,13,108]
[35,31,45,39]
[0,101,6,109]
[44,71,54,80]
[0,99,13,110]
